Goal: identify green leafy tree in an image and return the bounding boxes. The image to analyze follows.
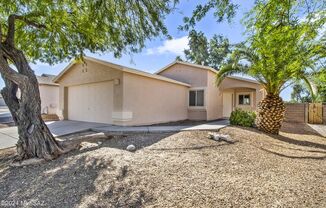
[184,30,231,69]
[0,0,176,160]
[290,83,312,103]
[216,0,325,134]
[312,68,326,102]
[179,0,238,31]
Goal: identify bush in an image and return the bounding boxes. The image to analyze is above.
[229,108,256,127]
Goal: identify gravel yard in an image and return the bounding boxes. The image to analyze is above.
[0,123,325,207]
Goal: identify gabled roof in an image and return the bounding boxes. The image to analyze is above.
[155,60,218,75]
[155,60,260,85]
[227,76,260,85]
[53,56,190,87]
[37,74,59,86]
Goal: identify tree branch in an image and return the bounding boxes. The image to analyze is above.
[0,23,2,46]
[5,14,46,46]
[0,47,27,85]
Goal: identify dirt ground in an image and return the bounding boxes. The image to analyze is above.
[0,122,325,208]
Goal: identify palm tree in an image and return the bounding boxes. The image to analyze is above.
[216,44,313,134]
[215,0,324,134]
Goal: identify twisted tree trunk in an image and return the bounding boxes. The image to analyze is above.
[256,94,285,134]
[0,44,63,160]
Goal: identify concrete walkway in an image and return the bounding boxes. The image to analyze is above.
[308,124,326,137]
[92,119,229,133]
[0,120,229,149]
[0,121,112,149]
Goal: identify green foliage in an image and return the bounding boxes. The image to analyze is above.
[290,82,312,103]
[183,30,231,69]
[0,0,177,64]
[229,108,256,127]
[179,0,238,31]
[216,0,325,97]
[312,68,326,102]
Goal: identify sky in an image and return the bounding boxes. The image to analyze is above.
[1,0,293,100]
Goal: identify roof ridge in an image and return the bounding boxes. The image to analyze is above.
[155,60,218,75]
[54,56,190,87]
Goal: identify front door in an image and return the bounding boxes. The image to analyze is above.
[223,92,233,117]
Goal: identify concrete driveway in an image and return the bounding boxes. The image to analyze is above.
[0,120,229,149]
[0,120,111,149]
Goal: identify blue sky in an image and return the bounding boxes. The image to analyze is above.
[1,0,293,100]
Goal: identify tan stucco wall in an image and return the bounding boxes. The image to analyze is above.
[206,71,223,120]
[56,60,123,121]
[220,77,264,112]
[159,64,208,120]
[56,60,264,125]
[39,84,59,115]
[118,72,188,126]
[159,64,208,87]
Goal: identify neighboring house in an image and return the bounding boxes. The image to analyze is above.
[37,74,59,115]
[54,56,264,126]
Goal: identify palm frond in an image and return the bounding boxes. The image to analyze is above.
[216,63,250,86]
[301,75,316,101]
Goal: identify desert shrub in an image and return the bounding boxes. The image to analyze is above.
[229,108,256,127]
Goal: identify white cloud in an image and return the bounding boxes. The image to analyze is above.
[146,36,189,56]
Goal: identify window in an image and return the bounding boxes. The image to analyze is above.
[189,90,204,107]
[239,94,250,105]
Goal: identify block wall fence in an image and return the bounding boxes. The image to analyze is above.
[284,103,326,124]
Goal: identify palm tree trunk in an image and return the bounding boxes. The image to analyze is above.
[256,94,285,134]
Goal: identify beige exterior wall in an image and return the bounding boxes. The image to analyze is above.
[159,64,208,87]
[117,72,188,126]
[206,71,223,120]
[39,84,59,115]
[159,64,208,120]
[56,59,188,125]
[220,77,264,113]
[56,60,123,121]
[56,60,264,125]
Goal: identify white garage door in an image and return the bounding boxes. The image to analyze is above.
[68,81,113,123]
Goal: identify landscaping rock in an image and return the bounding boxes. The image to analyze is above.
[126,144,136,152]
[209,133,235,143]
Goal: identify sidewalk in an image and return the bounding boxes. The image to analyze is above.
[92,120,229,134]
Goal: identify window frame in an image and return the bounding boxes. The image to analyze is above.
[188,88,206,108]
[238,93,251,105]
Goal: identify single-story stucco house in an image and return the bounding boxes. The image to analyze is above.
[54,56,264,126]
[37,74,59,115]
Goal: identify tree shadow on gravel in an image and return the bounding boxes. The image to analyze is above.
[259,147,326,160]
[280,122,323,136]
[0,148,150,207]
[268,134,326,151]
[149,142,234,151]
[0,132,179,207]
[233,125,326,151]
[95,133,175,153]
[60,132,175,152]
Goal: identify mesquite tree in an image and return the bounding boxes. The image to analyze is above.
[0,0,176,160]
[183,30,231,69]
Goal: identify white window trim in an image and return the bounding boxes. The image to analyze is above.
[188,87,206,109]
[237,93,251,106]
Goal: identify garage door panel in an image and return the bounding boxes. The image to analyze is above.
[68,81,113,123]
